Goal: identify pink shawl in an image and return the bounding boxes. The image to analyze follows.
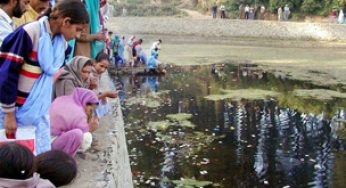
[50,88,98,136]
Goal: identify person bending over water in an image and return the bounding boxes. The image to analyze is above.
[50,88,99,157]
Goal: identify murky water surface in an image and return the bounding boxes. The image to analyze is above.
[113,64,346,188]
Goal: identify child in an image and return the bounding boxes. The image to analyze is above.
[35,150,77,187]
[0,143,54,187]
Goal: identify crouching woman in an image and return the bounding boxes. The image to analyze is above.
[49,88,99,157]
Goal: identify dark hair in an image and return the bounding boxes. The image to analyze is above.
[35,150,77,187]
[46,0,89,24]
[95,51,110,63]
[0,143,35,180]
[139,39,143,43]
[0,0,11,4]
[158,39,162,43]
[108,31,113,35]
[84,60,93,67]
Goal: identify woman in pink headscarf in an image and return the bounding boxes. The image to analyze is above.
[49,88,99,157]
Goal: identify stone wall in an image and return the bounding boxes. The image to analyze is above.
[108,17,346,41]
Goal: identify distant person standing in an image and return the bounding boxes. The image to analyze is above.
[122,7,127,16]
[338,9,345,24]
[277,6,283,21]
[211,3,217,19]
[244,4,250,19]
[260,5,266,20]
[220,4,226,19]
[283,4,290,21]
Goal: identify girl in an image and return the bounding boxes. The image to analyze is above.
[50,88,99,157]
[91,52,118,117]
[0,0,89,154]
[53,56,93,99]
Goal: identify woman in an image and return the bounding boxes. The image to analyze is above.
[50,88,99,157]
[0,0,89,155]
[53,56,93,99]
[0,143,55,187]
[90,52,118,117]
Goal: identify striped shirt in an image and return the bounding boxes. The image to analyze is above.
[0,19,71,112]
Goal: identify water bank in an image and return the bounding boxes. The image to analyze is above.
[108,17,346,41]
[64,71,133,188]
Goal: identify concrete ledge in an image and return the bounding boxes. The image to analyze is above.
[108,17,346,41]
[64,71,133,188]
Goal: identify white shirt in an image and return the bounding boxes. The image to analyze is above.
[150,41,161,51]
[245,6,250,12]
[0,8,15,47]
[220,5,225,11]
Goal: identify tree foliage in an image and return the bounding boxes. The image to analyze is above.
[197,0,341,16]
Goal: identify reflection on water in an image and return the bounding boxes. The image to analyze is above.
[112,64,346,188]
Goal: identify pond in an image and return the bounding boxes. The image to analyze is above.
[112,64,346,188]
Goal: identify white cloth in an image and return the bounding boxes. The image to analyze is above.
[0,8,15,47]
[245,6,250,12]
[220,5,225,11]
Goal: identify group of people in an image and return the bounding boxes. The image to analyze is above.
[211,3,226,19]
[0,0,119,187]
[105,31,163,72]
[277,4,291,21]
[240,4,266,20]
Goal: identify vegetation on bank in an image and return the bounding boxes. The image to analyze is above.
[111,0,185,17]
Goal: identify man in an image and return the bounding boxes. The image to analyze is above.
[150,39,162,52]
[211,3,217,19]
[14,0,49,27]
[244,4,250,19]
[0,0,29,46]
[283,4,290,21]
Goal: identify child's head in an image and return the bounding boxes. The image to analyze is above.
[108,31,113,37]
[139,39,143,44]
[49,0,89,40]
[0,142,35,180]
[94,51,110,75]
[35,150,77,187]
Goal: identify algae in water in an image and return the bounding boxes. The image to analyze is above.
[293,89,346,100]
[166,113,193,121]
[205,89,280,101]
[172,178,213,187]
